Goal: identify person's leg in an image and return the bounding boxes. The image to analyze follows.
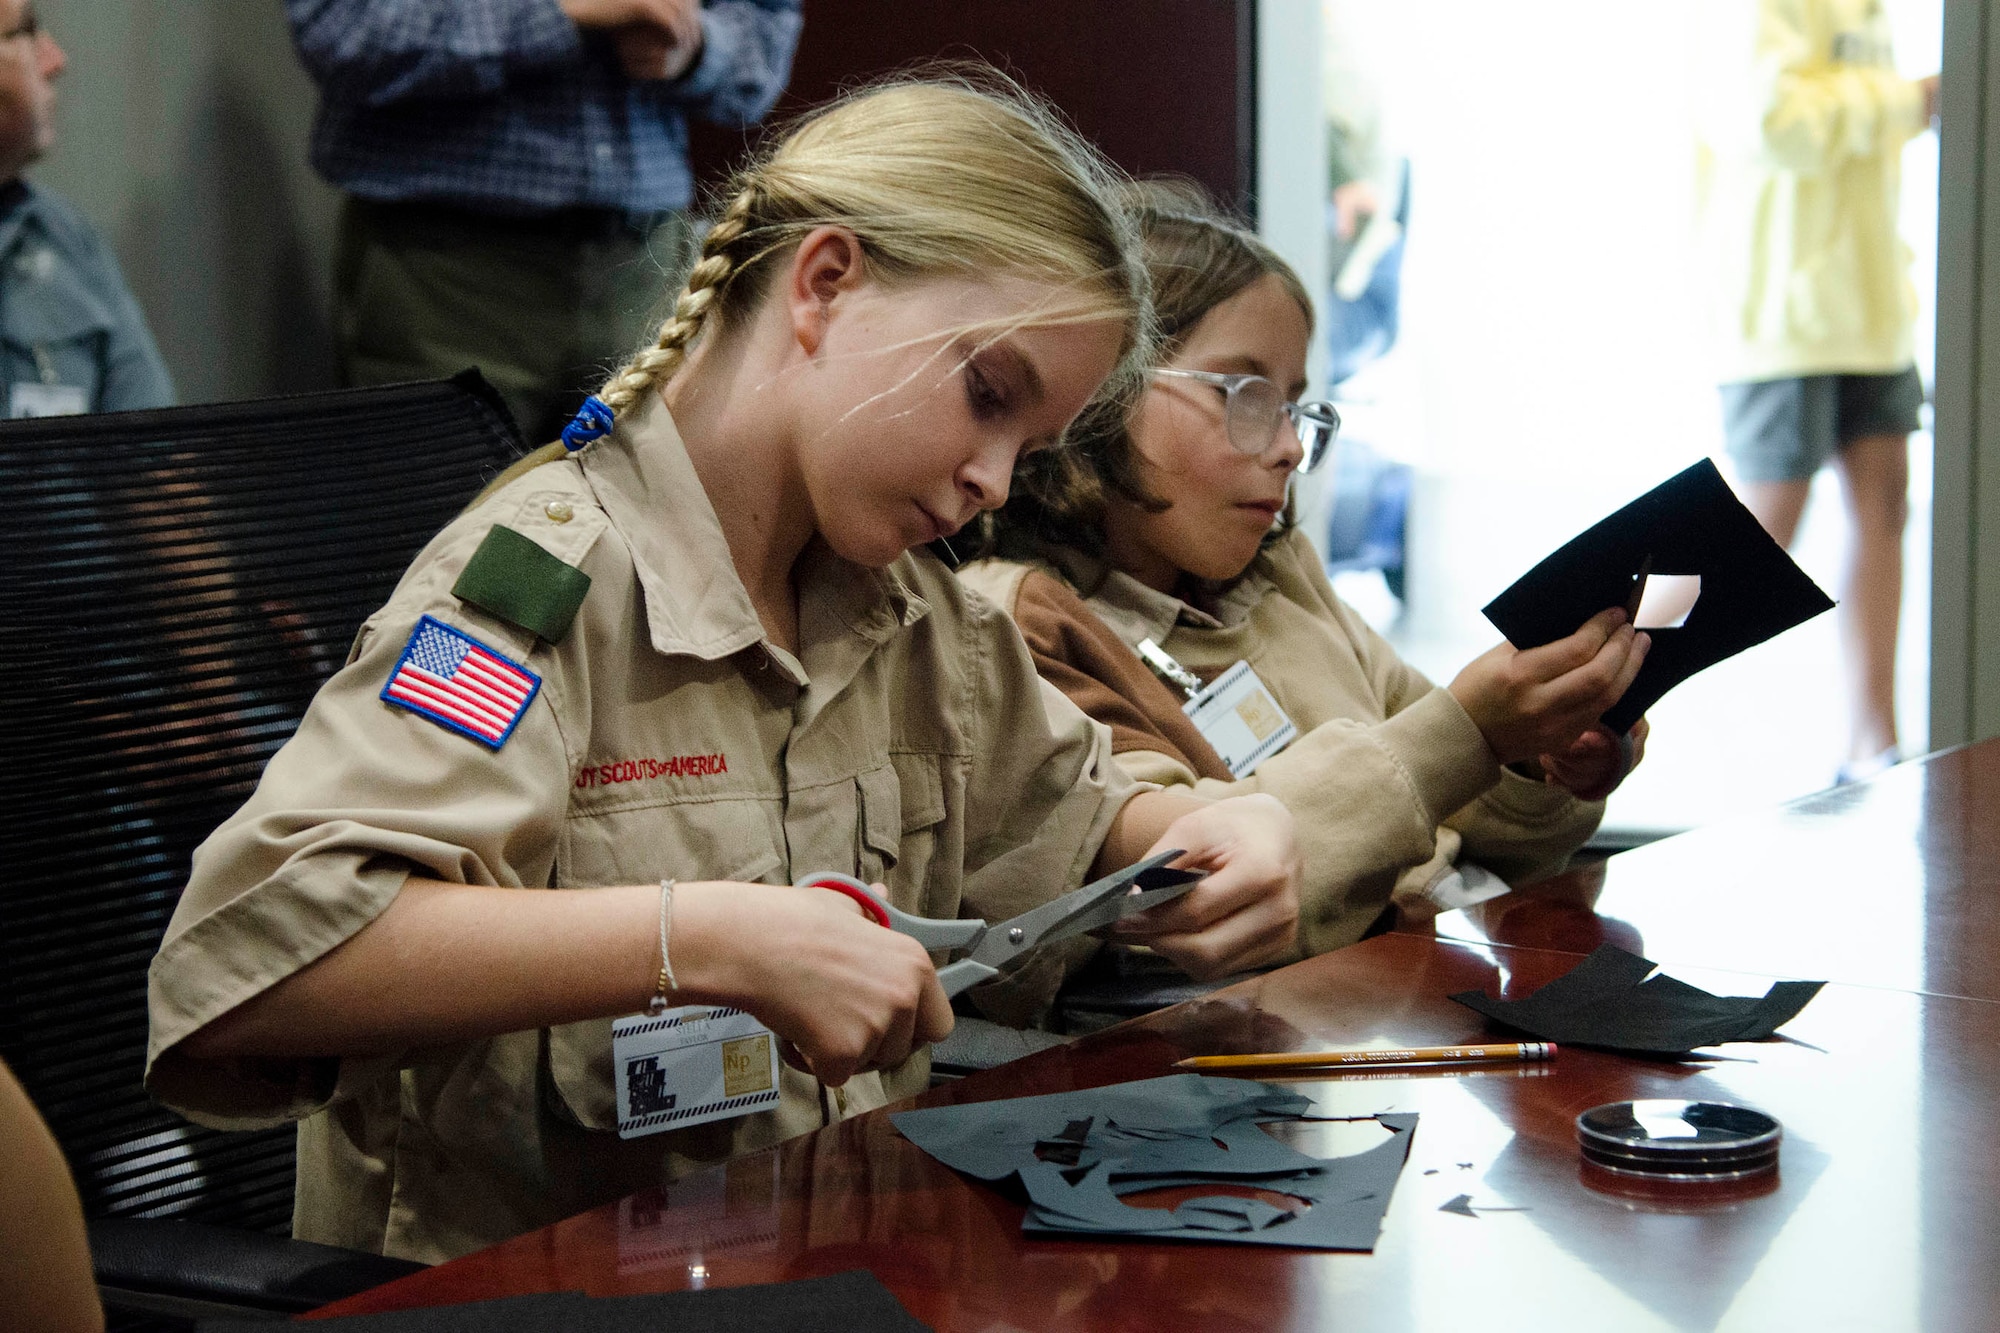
[1830,431,1907,765]
[1737,476,1813,547]
[333,197,592,446]
[1826,367,1923,771]
[1727,375,1830,549]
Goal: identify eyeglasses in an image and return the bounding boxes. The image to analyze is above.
[1148,368,1341,474]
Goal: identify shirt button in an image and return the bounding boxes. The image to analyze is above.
[544,500,574,524]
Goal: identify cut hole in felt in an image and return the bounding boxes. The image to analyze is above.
[1635,574,1701,629]
[1117,1182,1315,1217]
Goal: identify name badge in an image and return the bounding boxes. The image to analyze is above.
[1184,660,1298,778]
[611,1005,782,1140]
[10,381,86,418]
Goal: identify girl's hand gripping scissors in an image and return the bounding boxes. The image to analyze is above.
[796,849,1206,996]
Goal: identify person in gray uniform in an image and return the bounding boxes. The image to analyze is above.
[0,1,173,418]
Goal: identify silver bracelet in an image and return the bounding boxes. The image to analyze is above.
[647,879,678,1015]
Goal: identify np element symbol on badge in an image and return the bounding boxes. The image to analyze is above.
[721,1035,774,1097]
[1232,687,1285,741]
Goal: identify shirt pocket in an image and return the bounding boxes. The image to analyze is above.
[560,792,785,887]
[858,754,949,917]
[545,796,785,1133]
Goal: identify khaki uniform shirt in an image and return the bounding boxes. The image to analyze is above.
[960,529,1601,955]
[146,396,1139,1262]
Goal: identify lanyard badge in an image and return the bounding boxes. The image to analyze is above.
[1139,639,1298,779]
[611,1005,781,1139]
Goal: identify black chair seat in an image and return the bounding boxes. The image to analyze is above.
[0,373,525,1327]
[91,1219,426,1319]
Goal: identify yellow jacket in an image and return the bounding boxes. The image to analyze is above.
[1694,0,1927,381]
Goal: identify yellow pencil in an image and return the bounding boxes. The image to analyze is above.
[1174,1042,1557,1071]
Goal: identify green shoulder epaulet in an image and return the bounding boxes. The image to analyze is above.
[452,524,593,645]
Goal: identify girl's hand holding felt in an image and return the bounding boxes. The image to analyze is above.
[1538,718,1649,802]
[1449,607,1651,768]
[1105,793,1302,979]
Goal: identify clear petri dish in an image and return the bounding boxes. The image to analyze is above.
[1575,1100,1781,1181]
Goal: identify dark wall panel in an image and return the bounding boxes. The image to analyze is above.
[692,0,1254,214]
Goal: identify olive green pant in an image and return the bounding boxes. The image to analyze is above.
[334,197,697,447]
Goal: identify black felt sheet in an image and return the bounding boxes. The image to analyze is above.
[1450,944,1825,1056]
[891,1073,1419,1250]
[1482,459,1834,732]
[196,1269,930,1332]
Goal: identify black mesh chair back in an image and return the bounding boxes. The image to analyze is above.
[0,373,524,1236]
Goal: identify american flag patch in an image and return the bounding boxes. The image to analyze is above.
[380,615,541,749]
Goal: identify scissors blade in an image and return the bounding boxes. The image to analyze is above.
[1053,869,1205,937]
[964,849,1204,970]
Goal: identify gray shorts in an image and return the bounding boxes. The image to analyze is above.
[1719,367,1924,483]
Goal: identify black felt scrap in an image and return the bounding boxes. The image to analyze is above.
[1482,459,1834,732]
[196,1270,930,1332]
[891,1074,1419,1250]
[1450,944,1824,1055]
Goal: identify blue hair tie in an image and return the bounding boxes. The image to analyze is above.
[560,396,615,452]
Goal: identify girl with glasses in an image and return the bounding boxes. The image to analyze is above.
[962,181,1651,957]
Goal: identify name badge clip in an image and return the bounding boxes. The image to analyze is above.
[1138,638,1298,779]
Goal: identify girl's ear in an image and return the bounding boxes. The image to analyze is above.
[786,225,868,357]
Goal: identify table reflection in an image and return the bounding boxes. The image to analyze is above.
[1425,745,2000,1001]
[315,916,2000,1330]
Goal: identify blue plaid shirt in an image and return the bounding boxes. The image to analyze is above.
[286,0,802,216]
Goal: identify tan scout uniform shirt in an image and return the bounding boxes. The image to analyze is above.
[959,529,1602,956]
[146,395,1140,1262]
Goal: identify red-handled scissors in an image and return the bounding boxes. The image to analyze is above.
[796,849,1206,996]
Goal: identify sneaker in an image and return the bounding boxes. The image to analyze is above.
[1833,747,1900,787]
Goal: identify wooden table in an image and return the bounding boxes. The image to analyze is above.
[316,742,2000,1331]
[1423,739,2000,1002]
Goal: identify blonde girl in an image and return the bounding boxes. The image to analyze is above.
[962,181,1647,957]
[146,83,1299,1262]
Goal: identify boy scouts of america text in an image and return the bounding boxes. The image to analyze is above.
[575,754,731,789]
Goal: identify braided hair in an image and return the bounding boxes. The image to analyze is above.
[596,183,761,416]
